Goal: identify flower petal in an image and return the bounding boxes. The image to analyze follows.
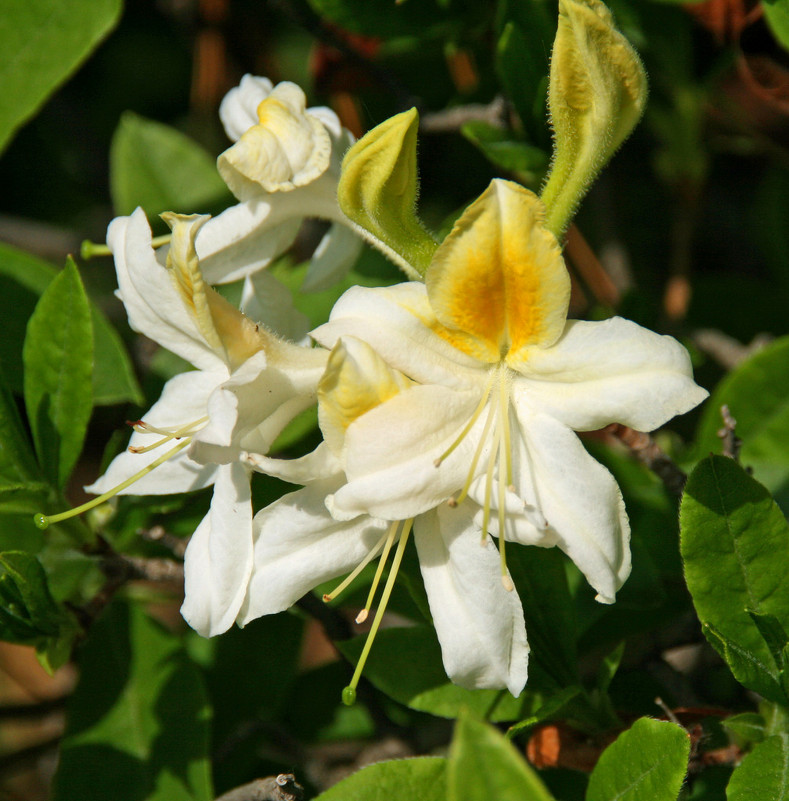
[218,82,331,199]
[312,283,483,390]
[414,507,529,696]
[240,271,310,344]
[329,384,480,520]
[181,462,254,636]
[510,317,709,432]
[427,180,570,362]
[219,74,274,141]
[237,477,390,625]
[301,222,363,293]
[511,408,631,603]
[108,210,224,372]
[86,370,222,496]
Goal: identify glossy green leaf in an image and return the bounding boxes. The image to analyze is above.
[722,712,767,746]
[764,0,789,51]
[460,121,549,178]
[0,364,41,489]
[0,242,142,406]
[110,112,231,217]
[0,551,68,640]
[23,258,93,488]
[586,717,690,801]
[726,734,789,800]
[313,758,446,801]
[694,337,789,501]
[53,601,212,801]
[681,456,789,703]
[337,625,533,720]
[0,0,122,154]
[448,711,556,801]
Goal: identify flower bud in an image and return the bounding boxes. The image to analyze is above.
[541,0,647,236]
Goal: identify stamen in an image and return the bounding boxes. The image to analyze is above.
[322,525,393,604]
[434,370,496,467]
[81,234,170,261]
[498,371,513,487]
[454,387,498,507]
[480,412,500,545]
[357,521,400,623]
[128,416,208,453]
[33,439,191,530]
[496,392,513,591]
[342,519,413,705]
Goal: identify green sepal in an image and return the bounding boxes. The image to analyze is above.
[338,108,438,279]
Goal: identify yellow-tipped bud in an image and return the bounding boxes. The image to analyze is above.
[541,0,647,236]
[338,109,437,279]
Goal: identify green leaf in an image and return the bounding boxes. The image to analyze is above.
[0,0,122,154]
[764,0,789,51]
[506,686,583,739]
[448,711,556,801]
[0,364,41,488]
[0,242,143,406]
[726,734,789,800]
[460,121,549,178]
[506,545,579,688]
[23,258,93,488]
[694,337,789,504]
[337,625,534,720]
[313,757,447,801]
[722,712,767,746]
[496,21,551,143]
[681,456,789,702]
[110,112,231,217]
[53,601,212,801]
[586,717,690,801]
[0,551,69,640]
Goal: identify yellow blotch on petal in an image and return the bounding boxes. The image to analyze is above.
[162,212,267,370]
[425,180,570,363]
[318,337,412,455]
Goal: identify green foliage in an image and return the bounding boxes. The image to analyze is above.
[53,601,213,801]
[694,337,789,502]
[0,242,142,406]
[681,456,789,703]
[0,0,122,154]
[763,0,789,52]
[0,550,78,671]
[726,734,789,800]
[22,258,93,488]
[586,718,690,801]
[110,112,231,218]
[313,757,447,801]
[448,712,556,801]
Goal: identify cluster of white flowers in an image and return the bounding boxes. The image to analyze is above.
[86,75,707,700]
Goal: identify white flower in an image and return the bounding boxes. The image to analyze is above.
[87,209,327,637]
[243,179,708,698]
[193,75,363,292]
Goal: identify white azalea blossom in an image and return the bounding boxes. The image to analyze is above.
[243,179,708,698]
[192,75,363,291]
[87,208,327,637]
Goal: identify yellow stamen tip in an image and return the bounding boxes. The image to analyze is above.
[507,484,516,493]
[502,575,514,592]
[355,609,369,624]
[447,497,458,508]
[322,593,331,603]
[433,458,442,467]
[342,686,357,706]
[80,239,111,260]
[33,513,49,530]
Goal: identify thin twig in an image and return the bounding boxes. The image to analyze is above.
[215,774,304,801]
[140,524,189,558]
[692,329,772,370]
[420,97,509,133]
[605,424,688,496]
[717,405,741,461]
